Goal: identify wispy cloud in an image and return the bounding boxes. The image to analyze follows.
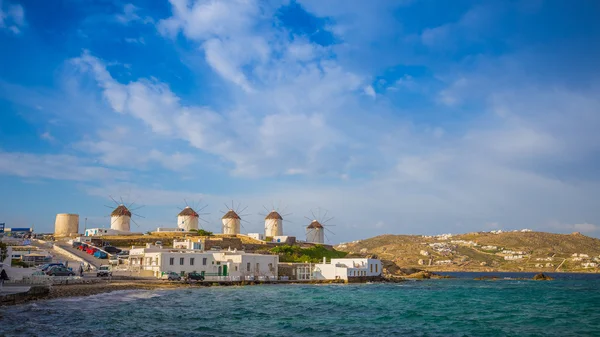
[0,1,25,34]
[115,3,153,25]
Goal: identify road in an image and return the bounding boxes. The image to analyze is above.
[54,243,106,269]
[0,285,31,295]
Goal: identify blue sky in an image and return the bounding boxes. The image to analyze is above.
[1,0,599,242]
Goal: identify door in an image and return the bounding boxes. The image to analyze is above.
[223,265,228,276]
[218,266,222,276]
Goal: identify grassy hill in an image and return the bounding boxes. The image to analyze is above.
[335,231,600,273]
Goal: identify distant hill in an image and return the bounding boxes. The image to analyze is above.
[335,231,600,273]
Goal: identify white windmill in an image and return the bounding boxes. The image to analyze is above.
[220,201,250,235]
[177,199,209,232]
[304,207,335,244]
[259,203,292,238]
[105,196,144,232]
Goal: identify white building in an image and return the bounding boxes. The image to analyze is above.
[312,258,382,281]
[84,228,141,236]
[247,233,265,241]
[155,227,185,233]
[128,241,278,281]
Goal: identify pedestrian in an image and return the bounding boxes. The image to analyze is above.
[86,263,91,271]
[0,267,9,292]
[79,265,84,277]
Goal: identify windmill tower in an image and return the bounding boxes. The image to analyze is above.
[111,204,131,232]
[221,201,250,235]
[178,207,199,231]
[264,210,283,237]
[106,196,144,232]
[306,220,324,243]
[222,209,241,235]
[305,208,335,244]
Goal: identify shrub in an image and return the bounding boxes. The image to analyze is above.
[271,244,347,263]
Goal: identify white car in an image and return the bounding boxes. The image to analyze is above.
[96,265,112,277]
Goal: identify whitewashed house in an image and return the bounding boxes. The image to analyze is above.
[128,241,278,281]
[312,258,382,281]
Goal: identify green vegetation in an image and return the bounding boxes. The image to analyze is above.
[271,244,347,263]
[11,259,29,268]
[196,229,213,236]
[0,242,7,262]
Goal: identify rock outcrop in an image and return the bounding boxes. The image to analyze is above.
[533,273,554,280]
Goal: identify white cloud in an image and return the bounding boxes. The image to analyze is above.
[40,131,55,142]
[0,151,126,181]
[124,37,145,44]
[570,223,598,233]
[364,85,376,98]
[420,4,496,48]
[115,4,153,25]
[0,1,25,34]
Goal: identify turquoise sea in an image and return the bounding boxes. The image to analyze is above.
[1,273,600,337]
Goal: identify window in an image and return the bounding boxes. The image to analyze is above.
[180,257,184,265]
[202,258,207,265]
[256,263,260,271]
[268,263,273,272]
[375,264,378,273]
[235,266,238,271]
[190,258,195,266]
[170,257,174,266]
[370,264,373,273]
[247,263,251,272]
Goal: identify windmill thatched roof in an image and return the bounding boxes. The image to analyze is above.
[222,209,240,220]
[307,220,323,229]
[265,210,283,220]
[178,206,199,217]
[111,205,131,217]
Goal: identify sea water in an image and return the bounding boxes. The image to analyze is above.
[1,273,600,336]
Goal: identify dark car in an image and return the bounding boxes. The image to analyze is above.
[40,263,65,272]
[72,241,82,248]
[46,266,75,276]
[103,246,122,254]
[185,272,205,281]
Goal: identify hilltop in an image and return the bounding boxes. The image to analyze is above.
[335,231,600,273]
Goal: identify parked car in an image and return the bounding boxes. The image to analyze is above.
[185,272,205,282]
[108,256,119,265]
[39,263,65,272]
[94,251,108,259]
[162,272,181,281]
[46,266,75,276]
[116,250,129,259]
[103,246,122,254]
[96,265,112,277]
[72,241,82,248]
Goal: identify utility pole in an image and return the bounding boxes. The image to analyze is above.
[84,217,87,234]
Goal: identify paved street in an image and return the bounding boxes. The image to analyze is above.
[0,285,31,295]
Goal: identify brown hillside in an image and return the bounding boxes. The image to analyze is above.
[336,231,600,273]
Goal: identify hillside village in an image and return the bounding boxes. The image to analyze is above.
[336,230,600,273]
